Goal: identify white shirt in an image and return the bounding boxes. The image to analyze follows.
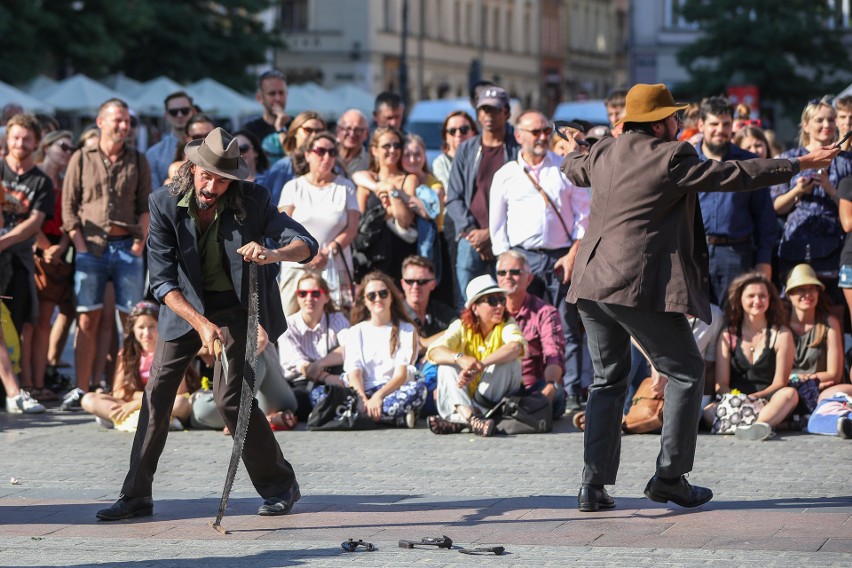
[343,321,416,391]
[489,151,590,255]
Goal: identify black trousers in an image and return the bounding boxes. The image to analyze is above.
[576,299,705,485]
[120,300,296,499]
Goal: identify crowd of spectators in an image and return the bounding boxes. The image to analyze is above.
[1,72,850,440]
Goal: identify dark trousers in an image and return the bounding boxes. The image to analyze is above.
[576,299,705,485]
[515,247,584,398]
[707,242,753,306]
[120,302,296,500]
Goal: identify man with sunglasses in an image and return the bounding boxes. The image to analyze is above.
[560,83,840,513]
[446,86,520,309]
[490,109,589,413]
[146,91,196,188]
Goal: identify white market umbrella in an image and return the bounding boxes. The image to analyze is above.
[133,76,185,116]
[329,84,374,117]
[186,78,261,126]
[40,74,134,115]
[0,81,55,113]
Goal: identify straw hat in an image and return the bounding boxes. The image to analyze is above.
[785,264,824,293]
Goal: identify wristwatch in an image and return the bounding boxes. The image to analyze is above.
[390,190,401,198]
[454,352,464,360]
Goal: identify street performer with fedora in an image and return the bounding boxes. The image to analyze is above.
[97,128,318,521]
[558,83,839,512]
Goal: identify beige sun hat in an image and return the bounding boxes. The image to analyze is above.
[184,127,249,181]
[785,264,824,293]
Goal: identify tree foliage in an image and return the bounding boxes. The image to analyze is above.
[675,0,850,111]
[0,0,276,91]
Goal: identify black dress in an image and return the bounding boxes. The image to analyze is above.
[729,324,776,396]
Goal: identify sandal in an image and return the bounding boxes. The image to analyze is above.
[268,409,298,431]
[466,414,495,437]
[428,415,465,435]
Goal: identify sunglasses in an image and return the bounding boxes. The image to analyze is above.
[238,144,251,154]
[297,289,324,299]
[447,125,471,136]
[380,142,402,151]
[519,126,553,137]
[310,146,338,157]
[56,141,74,153]
[477,295,506,307]
[402,278,433,286]
[167,107,192,117]
[496,269,523,277]
[365,289,390,302]
[300,126,322,135]
[190,133,209,141]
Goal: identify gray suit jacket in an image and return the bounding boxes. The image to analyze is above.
[561,133,797,323]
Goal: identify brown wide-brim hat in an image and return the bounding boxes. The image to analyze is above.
[614,83,690,127]
[184,127,250,181]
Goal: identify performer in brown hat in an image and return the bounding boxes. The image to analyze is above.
[558,83,839,512]
[97,128,318,521]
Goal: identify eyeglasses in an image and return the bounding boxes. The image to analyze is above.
[338,125,367,135]
[297,289,323,299]
[380,142,402,151]
[300,126,322,135]
[496,269,523,277]
[402,278,433,286]
[518,126,553,137]
[56,141,74,153]
[238,144,251,154]
[447,125,471,136]
[365,289,390,302]
[310,146,338,157]
[167,107,192,118]
[477,295,506,307]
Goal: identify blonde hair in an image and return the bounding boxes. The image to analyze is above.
[799,98,836,148]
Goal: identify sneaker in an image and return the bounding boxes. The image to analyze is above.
[735,421,772,441]
[95,416,114,429]
[60,388,86,412]
[5,391,46,414]
[169,417,184,431]
[837,417,852,440]
[404,409,416,429]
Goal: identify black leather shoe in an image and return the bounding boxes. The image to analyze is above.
[644,475,713,508]
[96,496,154,521]
[578,484,616,512]
[258,481,301,516]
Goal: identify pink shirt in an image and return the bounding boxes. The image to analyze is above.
[139,352,154,386]
[510,294,565,388]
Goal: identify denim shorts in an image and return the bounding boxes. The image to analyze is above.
[839,265,852,289]
[74,237,144,313]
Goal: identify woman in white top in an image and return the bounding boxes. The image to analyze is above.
[278,132,359,313]
[337,271,427,427]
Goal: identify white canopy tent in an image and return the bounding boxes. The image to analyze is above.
[186,78,261,127]
[329,84,374,117]
[103,73,145,98]
[133,76,185,116]
[0,81,55,113]
[39,74,135,115]
[286,82,341,120]
[22,75,57,98]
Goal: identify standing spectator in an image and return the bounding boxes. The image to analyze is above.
[243,69,290,160]
[497,251,566,418]
[771,97,852,289]
[605,89,627,137]
[233,130,270,184]
[695,96,778,305]
[372,91,405,130]
[835,96,852,152]
[264,111,326,205]
[0,113,51,413]
[431,111,478,187]
[335,109,371,176]
[146,91,195,189]
[62,98,151,395]
[31,130,75,401]
[446,86,520,308]
[489,109,589,410]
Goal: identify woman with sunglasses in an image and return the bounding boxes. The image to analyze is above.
[30,130,76,401]
[278,132,359,314]
[233,130,270,184]
[263,111,327,204]
[771,97,852,290]
[278,271,349,420]
[432,111,478,188]
[426,274,527,437]
[334,271,426,427]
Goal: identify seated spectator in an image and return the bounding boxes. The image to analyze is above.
[703,273,797,441]
[332,271,427,427]
[399,255,458,414]
[278,132,359,314]
[496,251,566,419]
[264,111,326,205]
[81,302,190,430]
[278,271,348,421]
[785,264,844,419]
[426,274,526,437]
[233,130,270,184]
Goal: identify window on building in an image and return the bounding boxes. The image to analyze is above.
[280,0,308,32]
[664,0,699,30]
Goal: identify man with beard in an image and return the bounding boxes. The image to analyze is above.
[96,128,317,521]
[243,69,290,160]
[696,96,777,304]
[559,83,839,513]
[489,109,589,412]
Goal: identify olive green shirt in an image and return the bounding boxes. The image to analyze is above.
[177,190,234,293]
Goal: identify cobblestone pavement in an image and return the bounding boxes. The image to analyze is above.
[1,409,851,567]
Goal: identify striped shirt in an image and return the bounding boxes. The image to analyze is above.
[278,311,349,379]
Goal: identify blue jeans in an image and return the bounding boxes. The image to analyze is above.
[455,237,494,310]
[707,241,753,306]
[74,238,144,313]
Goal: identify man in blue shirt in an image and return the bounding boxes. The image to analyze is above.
[146,91,197,189]
[695,96,778,305]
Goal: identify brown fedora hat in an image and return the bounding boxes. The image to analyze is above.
[614,83,689,127]
[184,127,250,181]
